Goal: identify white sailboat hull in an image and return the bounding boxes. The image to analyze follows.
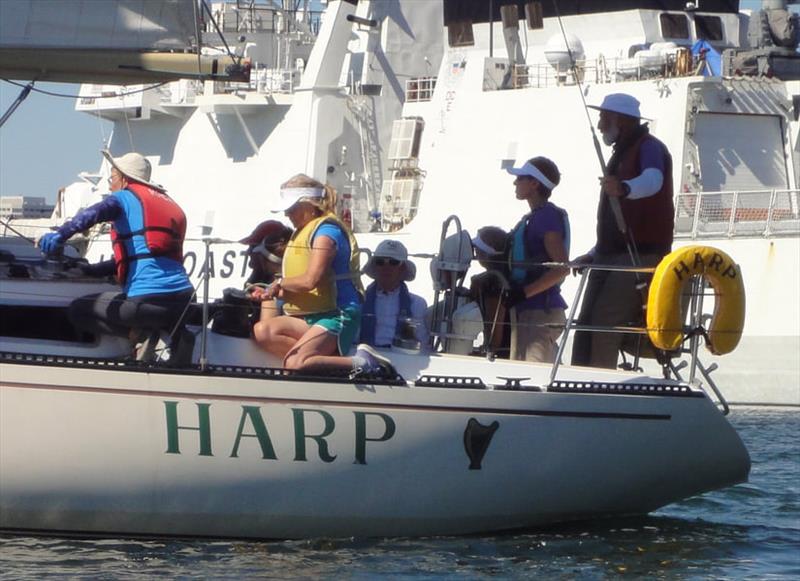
[0,359,749,539]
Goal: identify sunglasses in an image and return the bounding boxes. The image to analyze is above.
[374,257,401,267]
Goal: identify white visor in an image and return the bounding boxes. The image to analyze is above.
[272,186,325,212]
[506,162,556,190]
[471,235,502,256]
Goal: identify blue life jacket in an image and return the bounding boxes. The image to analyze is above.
[360,281,411,346]
[508,202,570,286]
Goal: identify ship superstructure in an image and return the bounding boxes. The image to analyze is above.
[2,0,798,404]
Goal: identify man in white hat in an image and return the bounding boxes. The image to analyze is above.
[37,150,195,365]
[571,92,674,369]
[360,239,429,349]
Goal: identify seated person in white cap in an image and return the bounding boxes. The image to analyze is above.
[360,240,429,349]
[504,156,570,363]
[252,173,396,379]
[37,150,195,365]
[572,92,674,369]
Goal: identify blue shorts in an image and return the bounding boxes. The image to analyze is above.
[304,304,362,355]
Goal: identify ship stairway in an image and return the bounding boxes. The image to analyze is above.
[347,92,383,227]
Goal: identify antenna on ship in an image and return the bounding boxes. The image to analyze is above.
[550,0,642,269]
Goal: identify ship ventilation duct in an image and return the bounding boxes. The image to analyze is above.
[500,4,525,67]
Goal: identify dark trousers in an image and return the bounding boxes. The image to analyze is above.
[571,253,661,369]
[69,289,195,340]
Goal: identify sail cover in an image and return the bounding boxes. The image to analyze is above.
[0,0,199,52]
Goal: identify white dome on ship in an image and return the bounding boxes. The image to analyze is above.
[544,33,585,70]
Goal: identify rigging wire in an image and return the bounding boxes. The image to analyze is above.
[0,81,34,128]
[1,78,169,99]
[0,219,37,244]
[193,0,204,77]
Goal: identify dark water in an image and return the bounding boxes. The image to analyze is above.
[1,408,798,579]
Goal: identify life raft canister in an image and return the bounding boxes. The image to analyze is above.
[111,183,187,284]
[646,245,745,355]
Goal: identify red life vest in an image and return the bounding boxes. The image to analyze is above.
[110,183,187,284]
[596,131,674,256]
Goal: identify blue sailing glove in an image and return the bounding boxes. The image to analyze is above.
[38,232,64,255]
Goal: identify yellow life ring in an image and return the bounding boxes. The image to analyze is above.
[646,245,745,355]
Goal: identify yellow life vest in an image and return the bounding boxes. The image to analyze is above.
[646,245,745,355]
[281,212,363,316]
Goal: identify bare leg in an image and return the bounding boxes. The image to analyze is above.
[284,326,354,373]
[253,315,309,360]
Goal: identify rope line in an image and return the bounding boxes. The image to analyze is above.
[1,78,169,99]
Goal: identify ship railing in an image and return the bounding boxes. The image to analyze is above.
[152,65,301,102]
[252,67,299,95]
[674,189,800,239]
[507,48,701,90]
[206,3,323,36]
[405,77,438,102]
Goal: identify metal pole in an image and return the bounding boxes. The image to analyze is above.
[489,0,494,58]
[199,238,212,371]
[688,276,703,384]
[550,266,590,384]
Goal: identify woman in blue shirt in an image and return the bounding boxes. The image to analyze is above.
[252,174,395,379]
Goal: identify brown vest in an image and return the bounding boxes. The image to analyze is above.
[597,131,674,256]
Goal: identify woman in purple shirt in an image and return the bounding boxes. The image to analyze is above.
[505,156,570,363]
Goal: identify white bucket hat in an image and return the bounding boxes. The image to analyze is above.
[588,93,644,119]
[365,239,416,282]
[102,150,163,190]
[271,186,325,212]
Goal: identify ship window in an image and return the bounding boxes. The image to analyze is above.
[448,20,475,47]
[660,13,690,39]
[695,15,723,41]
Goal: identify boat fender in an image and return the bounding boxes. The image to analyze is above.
[646,245,745,355]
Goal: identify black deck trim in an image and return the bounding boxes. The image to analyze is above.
[548,380,705,398]
[415,375,487,389]
[0,351,405,386]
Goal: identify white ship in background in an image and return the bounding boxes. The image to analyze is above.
[2,0,799,406]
